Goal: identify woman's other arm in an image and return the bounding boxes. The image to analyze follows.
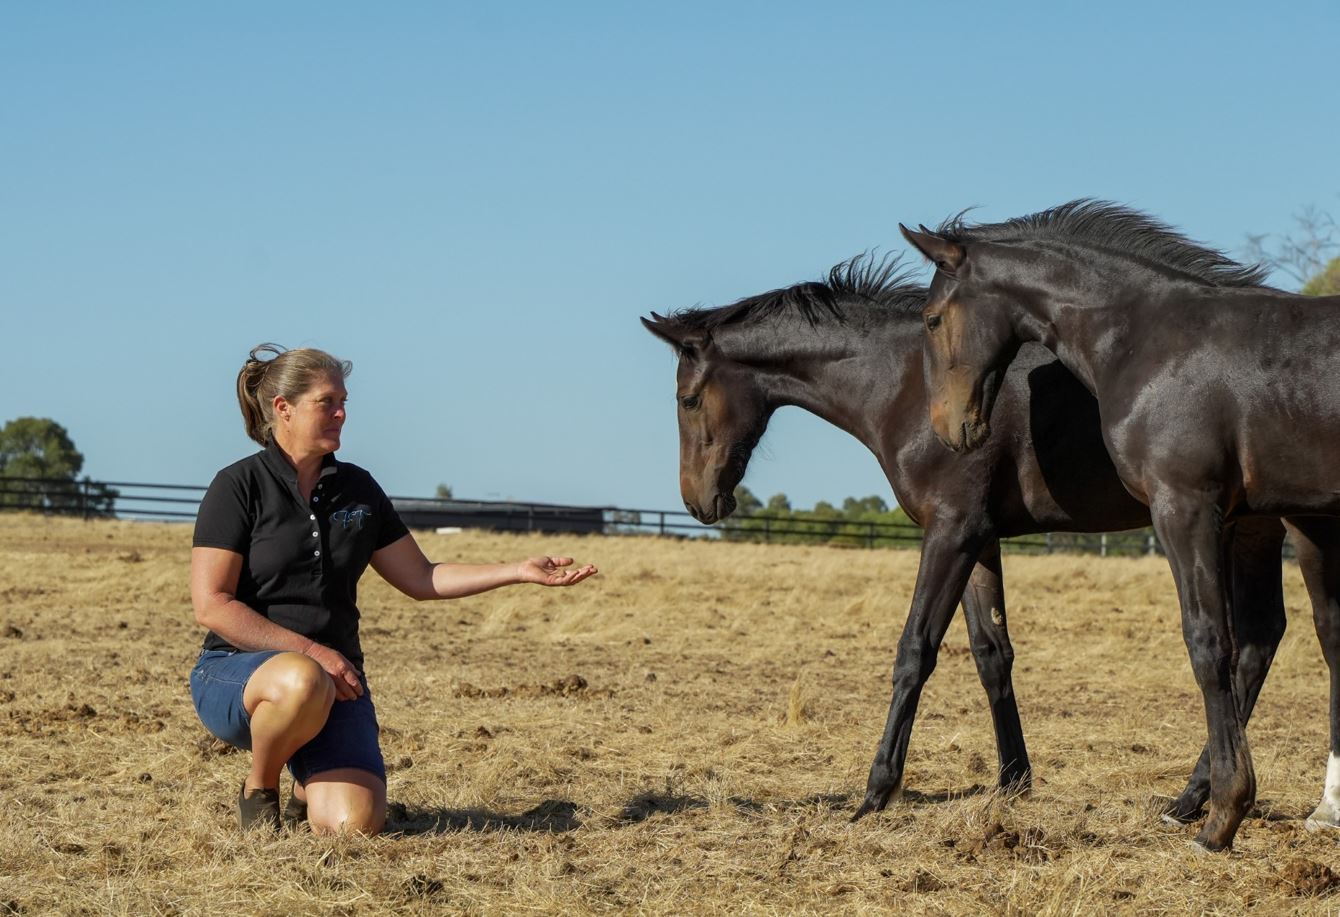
[190,546,363,699]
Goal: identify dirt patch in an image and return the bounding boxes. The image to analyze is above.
[453,674,611,700]
[1274,859,1340,897]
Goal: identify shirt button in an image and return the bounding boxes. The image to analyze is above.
[313,496,320,503]
[312,531,319,538]
[314,550,321,557]
[309,514,316,521]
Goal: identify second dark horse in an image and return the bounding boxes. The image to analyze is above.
[642,254,1339,825]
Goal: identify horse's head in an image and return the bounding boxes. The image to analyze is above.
[641,314,770,524]
[901,223,1021,453]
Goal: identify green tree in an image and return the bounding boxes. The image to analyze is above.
[842,495,889,515]
[1303,256,1340,296]
[435,483,454,499]
[0,417,116,515]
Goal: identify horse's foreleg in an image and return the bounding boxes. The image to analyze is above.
[1164,516,1286,824]
[1286,517,1340,832]
[853,521,986,821]
[1153,492,1254,852]
[960,539,1030,794]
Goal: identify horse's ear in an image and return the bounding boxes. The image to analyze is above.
[641,315,709,359]
[900,223,965,274]
[641,314,679,347]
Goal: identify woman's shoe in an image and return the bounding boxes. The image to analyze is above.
[238,780,281,831]
[282,794,308,829]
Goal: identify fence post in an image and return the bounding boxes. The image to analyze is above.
[659,512,665,536]
[867,521,875,549]
[1045,532,1053,554]
[1100,533,1107,558]
[764,516,771,543]
[1146,532,1156,556]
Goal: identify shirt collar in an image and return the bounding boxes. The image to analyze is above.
[261,437,339,484]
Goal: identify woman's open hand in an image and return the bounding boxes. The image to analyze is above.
[517,556,598,587]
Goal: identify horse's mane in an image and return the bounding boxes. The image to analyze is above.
[663,252,927,331]
[937,199,1270,288]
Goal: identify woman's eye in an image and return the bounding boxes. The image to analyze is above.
[680,395,700,410]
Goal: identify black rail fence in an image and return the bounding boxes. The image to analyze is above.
[0,475,1167,557]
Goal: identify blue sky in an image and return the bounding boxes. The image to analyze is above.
[3,2,1337,514]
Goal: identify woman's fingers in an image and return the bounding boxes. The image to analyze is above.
[549,563,597,585]
[330,667,362,701]
[343,667,364,698]
[310,643,364,700]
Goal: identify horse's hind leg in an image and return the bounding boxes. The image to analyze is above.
[1162,516,1286,824]
[853,521,988,821]
[960,540,1030,793]
[1285,517,1340,831]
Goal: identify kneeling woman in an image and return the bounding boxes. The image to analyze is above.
[189,344,598,834]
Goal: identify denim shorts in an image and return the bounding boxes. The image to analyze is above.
[189,649,386,785]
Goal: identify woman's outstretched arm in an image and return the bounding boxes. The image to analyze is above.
[370,533,598,601]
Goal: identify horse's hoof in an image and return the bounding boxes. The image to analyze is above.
[1152,794,1203,826]
[851,795,887,823]
[851,782,902,822]
[1304,804,1340,833]
[1192,830,1232,853]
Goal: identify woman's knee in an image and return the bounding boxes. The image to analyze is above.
[305,770,386,836]
[309,804,385,836]
[307,794,385,836]
[246,652,334,713]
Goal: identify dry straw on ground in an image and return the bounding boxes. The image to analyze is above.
[1,514,1338,915]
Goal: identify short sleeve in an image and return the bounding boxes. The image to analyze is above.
[372,478,410,550]
[193,469,252,552]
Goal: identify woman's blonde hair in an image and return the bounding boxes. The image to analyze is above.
[236,343,353,445]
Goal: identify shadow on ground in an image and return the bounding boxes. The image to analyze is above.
[386,790,868,835]
[388,798,583,835]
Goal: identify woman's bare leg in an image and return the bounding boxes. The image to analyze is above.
[242,652,334,793]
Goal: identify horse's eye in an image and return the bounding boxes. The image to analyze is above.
[925,314,942,331]
[680,394,701,410]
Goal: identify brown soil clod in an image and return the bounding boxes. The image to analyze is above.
[1275,859,1340,898]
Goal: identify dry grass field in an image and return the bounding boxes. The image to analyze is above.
[2,514,1339,915]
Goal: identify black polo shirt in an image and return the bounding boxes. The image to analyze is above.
[193,439,410,668]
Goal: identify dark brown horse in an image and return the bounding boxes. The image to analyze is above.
[904,200,1340,850]
[641,253,1339,833]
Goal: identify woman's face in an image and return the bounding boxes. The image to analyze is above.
[277,373,348,456]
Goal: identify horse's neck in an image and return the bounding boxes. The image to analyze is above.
[1014,254,1172,398]
[718,315,922,448]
